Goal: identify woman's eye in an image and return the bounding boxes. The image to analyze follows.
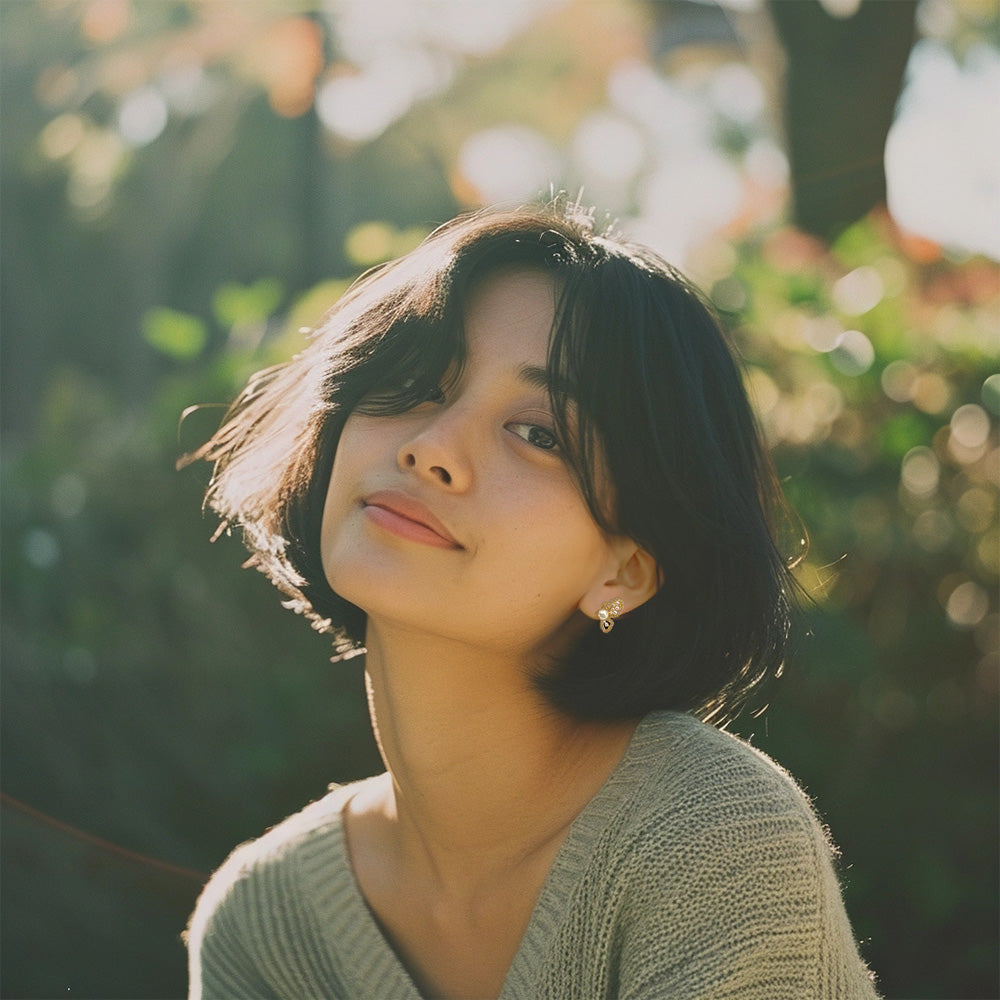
[508,422,560,452]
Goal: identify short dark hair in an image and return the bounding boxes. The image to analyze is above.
[187,200,797,724]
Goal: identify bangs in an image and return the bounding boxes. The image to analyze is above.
[545,252,654,541]
[546,287,618,535]
[349,314,466,418]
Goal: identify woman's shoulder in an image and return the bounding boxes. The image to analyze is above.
[186,775,386,998]
[633,710,826,831]
[600,714,881,998]
[608,711,842,891]
[186,775,380,950]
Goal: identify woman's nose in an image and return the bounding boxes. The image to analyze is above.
[396,409,475,491]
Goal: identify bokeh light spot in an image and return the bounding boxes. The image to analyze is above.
[256,17,324,118]
[81,0,132,44]
[743,139,789,189]
[832,266,885,316]
[830,329,875,376]
[711,276,748,313]
[951,403,991,449]
[901,446,940,497]
[23,529,60,570]
[956,486,996,534]
[67,129,126,213]
[159,59,214,117]
[981,373,1000,416]
[345,222,396,267]
[117,86,168,146]
[945,580,990,628]
[819,0,863,17]
[975,530,1000,576]
[634,151,743,263]
[745,368,779,418]
[949,403,992,465]
[807,379,844,425]
[608,59,703,137]
[318,68,407,143]
[317,47,451,142]
[39,114,86,161]
[881,359,917,402]
[911,372,952,414]
[687,239,738,286]
[572,112,645,183]
[458,126,561,204]
[804,315,843,353]
[707,62,765,124]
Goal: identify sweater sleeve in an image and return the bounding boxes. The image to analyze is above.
[616,756,880,1000]
[186,844,279,1000]
[185,790,365,1000]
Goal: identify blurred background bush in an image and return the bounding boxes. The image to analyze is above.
[1,1,997,997]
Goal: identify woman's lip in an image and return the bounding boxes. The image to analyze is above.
[362,491,462,549]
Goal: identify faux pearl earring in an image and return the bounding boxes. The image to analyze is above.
[597,598,624,634]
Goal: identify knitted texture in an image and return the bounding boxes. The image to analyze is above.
[187,712,880,999]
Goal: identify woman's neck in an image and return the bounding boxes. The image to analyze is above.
[355,620,638,896]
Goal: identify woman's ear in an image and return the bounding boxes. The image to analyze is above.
[579,541,661,624]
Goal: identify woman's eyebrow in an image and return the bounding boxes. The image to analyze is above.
[517,364,577,400]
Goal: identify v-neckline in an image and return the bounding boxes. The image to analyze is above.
[301,713,665,999]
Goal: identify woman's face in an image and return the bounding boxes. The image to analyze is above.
[319,268,623,656]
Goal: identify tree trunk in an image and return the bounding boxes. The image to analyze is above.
[768,0,918,239]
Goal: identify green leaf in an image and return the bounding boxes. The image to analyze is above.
[141,307,207,361]
[211,278,284,330]
[880,410,933,459]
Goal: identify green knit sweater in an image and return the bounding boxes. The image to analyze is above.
[187,711,880,999]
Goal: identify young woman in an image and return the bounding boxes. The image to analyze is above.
[185,202,880,999]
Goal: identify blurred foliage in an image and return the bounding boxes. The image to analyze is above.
[918,0,1000,57]
[2,1,998,999]
[712,215,999,997]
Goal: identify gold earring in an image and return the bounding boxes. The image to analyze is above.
[597,598,623,634]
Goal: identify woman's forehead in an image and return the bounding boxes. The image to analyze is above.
[461,267,559,364]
